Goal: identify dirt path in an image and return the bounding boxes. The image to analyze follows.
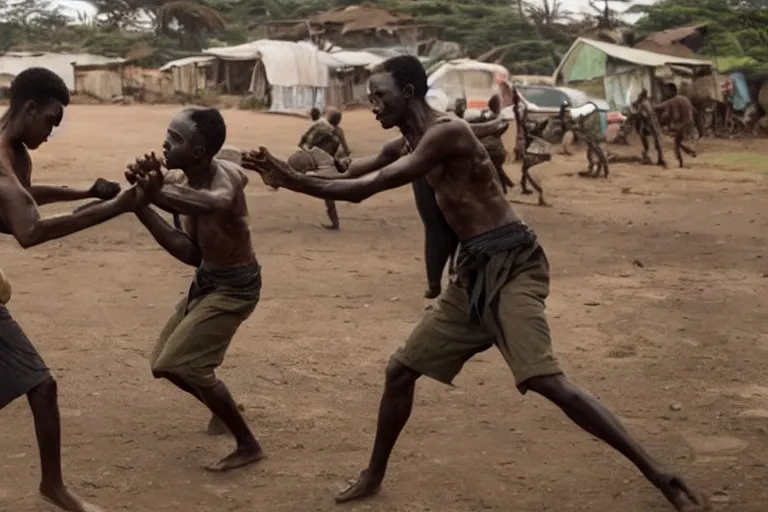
[1,106,767,511]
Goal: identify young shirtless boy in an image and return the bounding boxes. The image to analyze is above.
[127,107,263,472]
[0,66,136,512]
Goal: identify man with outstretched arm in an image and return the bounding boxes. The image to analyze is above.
[295,112,505,299]
[241,55,704,511]
[0,66,138,512]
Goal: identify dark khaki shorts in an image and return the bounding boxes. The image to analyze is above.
[0,305,51,409]
[149,292,257,388]
[393,245,561,392]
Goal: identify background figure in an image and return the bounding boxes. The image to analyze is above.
[309,107,321,122]
[475,95,515,193]
[659,94,698,168]
[297,108,350,229]
[630,89,667,167]
[452,98,467,120]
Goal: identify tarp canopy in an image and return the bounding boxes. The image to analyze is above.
[159,56,215,71]
[320,50,383,69]
[0,51,122,90]
[203,40,328,87]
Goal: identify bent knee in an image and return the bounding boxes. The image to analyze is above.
[385,359,419,390]
[151,357,179,379]
[30,376,57,396]
[525,374,579,404]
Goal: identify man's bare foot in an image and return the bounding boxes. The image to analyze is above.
[203,445,264,472]
[40,484,104,512]
[652,472,707,511]
[537,198,551,207]
[335,469,383,503]
[424,284,441,299]
[322,223,340,230]
[521,189,533,195]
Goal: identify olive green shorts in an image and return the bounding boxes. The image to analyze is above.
[393,245,561,392]
[149,292,257,388]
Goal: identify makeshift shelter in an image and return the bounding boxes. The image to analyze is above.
[73,61,123,100]
[0,52,121,92]
[203,40,328,113]
[160,56,216,96]
[426,59,509,113]
[634,23,709,59]
[320,50,383,107]
[553,38,718,109]
[73,61,174,102]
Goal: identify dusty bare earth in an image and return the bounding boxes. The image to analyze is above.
[1,106,768,512]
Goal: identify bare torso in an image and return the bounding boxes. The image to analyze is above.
[0,143,33,233]
[178,159,255,267]
[407,117,520,241]
[661,95,694,128]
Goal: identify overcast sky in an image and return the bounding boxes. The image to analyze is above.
[57,0,657,22]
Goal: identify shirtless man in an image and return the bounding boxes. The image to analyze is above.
[630,89,667,168]
[476,94,515,193]
[0,67,138,512]
[242,55,703,511]
[659,94,697,168]
[126,107,263,472]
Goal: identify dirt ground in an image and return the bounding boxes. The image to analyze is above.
[1,106,767,512]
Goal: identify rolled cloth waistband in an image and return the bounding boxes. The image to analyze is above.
[457,222,537,324]
[459,222,536,258]
[188,259,262,304]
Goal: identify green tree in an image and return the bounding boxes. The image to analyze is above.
[630,0,768,75]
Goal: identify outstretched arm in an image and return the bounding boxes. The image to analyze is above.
[149,184,235,215]
[135,205,201,267]
[29,185,93,205]
[253,121,468,203]
[147,170,240,216]
[0,169,135,249]
[468,117,509,138]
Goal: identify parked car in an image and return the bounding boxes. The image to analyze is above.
[503,84,615,125]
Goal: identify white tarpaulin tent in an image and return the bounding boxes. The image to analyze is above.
[203,40,329,113]
[0,52,122,91]
[426,59,510,113]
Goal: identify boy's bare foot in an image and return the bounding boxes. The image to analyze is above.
[40,484,104,512]
[203,445,264,472]
[335,469,383,503]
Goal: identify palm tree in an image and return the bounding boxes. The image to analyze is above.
[156,1,225,34]
[155,1,225,50]
[588,0,632,29]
